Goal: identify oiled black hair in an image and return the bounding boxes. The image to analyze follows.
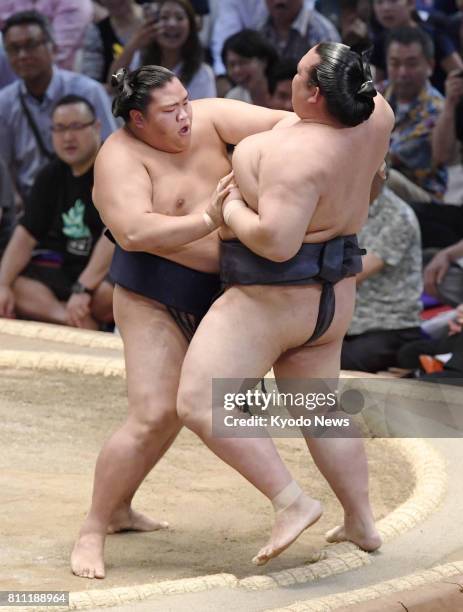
[308,42,376,127]
[111,65,175,122]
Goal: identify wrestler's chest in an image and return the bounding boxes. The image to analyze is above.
[146,151,229,215]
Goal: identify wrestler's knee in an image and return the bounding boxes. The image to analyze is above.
[127,394,179,442]
[176,377,206,432]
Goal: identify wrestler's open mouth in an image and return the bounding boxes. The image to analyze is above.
[180,126,190,135]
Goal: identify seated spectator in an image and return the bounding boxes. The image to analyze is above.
[260,0,341,63]
[384,27,448,204]
[0,0,93,70]
[222,29,278,106]
[0,159,16,258]
[370,0,463,93]
[81,0,144,83]
[339,0,373,53]
[210,0,314,93]
[341,186,423,373]
[268,57,298,110]
[432,69,463,167]
[110,0,216,100]
[0,33,17,88]
[424,238,463,305]
[0,11,116,202]
[0,95,114,330]
[397,304,463,382]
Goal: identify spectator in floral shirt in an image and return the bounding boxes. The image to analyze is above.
[384,26,448,203]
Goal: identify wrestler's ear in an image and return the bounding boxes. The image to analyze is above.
[129,109,145,128]
[307,86,320,104]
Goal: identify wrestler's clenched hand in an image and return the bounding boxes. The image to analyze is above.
[205,171,235,227]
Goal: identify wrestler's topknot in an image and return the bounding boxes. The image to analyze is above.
[111,65,175,122]
[308,43,376,127]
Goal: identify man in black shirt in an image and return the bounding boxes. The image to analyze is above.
[0,159,15,257]
[0,95,114,329]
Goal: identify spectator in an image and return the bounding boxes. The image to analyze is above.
[339,0,373,53]
[210,0,314,90]
[0,95,114,330]
[371,0,463,93]
[0,0,93,71]
[222,29,278,106]
[0,159,16,258]
[81,0,144,83]
[432,69,463,166]
[261,0,341,63]
[424,238,463,305]
[0,33,17,88]
[397,304,463,382]
[268,57,298,110]
[341,186,423,373]
[384,26,448,204]
[0,11,116,202]
[110,0,216,100]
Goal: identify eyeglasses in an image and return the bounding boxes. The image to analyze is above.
[51,120,95,134]
[4,38,48,57]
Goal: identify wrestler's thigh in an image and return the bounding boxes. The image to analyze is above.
[274,277,356,381]
[179,288,285,393]
[113,285,188,420]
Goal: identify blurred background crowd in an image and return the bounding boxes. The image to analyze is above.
[1,0,463,382]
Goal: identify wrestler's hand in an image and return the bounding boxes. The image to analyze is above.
[66,293,91,328]
[223,185,243,205]
[206,172,235,227]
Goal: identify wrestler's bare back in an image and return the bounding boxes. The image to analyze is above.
[221,95,393,244]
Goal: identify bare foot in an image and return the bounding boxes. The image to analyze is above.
[107,507,169,534]
[252,494,323,566]
[71,532,105,579]
[325,518,382,552]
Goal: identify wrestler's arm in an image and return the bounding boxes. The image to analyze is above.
[93,143,228,253]
[224,161,319,262]
[200,98,293,144]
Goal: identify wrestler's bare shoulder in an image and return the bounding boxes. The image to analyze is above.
[96,128,151,167]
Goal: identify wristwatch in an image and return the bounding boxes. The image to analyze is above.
[71,281,94,296]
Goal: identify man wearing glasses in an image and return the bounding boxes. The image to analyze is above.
[0,10,116,201]
[0,95,114,329]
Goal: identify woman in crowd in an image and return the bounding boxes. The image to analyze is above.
[81,0,144,84]
[109,0,216,100]
[222,29,279,107]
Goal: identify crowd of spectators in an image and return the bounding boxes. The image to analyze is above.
[0,0,462,380]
